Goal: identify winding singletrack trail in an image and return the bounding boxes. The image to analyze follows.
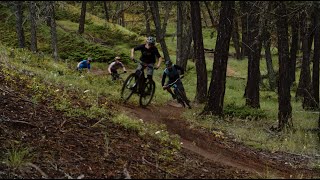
[119,102,320,179]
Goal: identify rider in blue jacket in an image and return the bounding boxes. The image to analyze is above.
[77,57,92,72]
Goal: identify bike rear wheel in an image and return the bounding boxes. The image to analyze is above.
[121,73,136,102]
[139,80,155,107]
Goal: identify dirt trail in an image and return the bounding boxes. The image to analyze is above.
[119,102,320,179]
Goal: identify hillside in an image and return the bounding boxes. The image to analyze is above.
[1,1,320,179]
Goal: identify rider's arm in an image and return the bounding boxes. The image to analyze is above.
[155,48,163,69]
[120,62,127,72]
[156,57,164,69]
[108,62,115,74]
[131,44,144,60]
[87,63,91,72]
[130,48,135,60]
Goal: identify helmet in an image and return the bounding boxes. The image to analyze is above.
[165,60,172,67]
[87,57,92,61]
[146,36,155,45]
[114,56,121,61]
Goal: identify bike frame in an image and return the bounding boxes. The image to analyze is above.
[165,76,191,108]
[133,59,155,93]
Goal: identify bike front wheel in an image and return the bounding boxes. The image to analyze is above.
[139,80,155,107]
[121,73,136,102]
[174,88,191,109]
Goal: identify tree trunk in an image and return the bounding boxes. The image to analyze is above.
[263,18,276,90]
[264,30,276,90]
[289,14,299,86]
[312,2,320,109]
[245,2,263,108]
[296,11,313,109]
[180,4,193,70]
[191,1,207,103]
[204,1,217,28]
[176,1,183,66]
[29,1,37,52]
[119,1,125,27]
[275,1,292,131]
[15,1,25,48]
[203,1,235,115]
[48,1,58,61]
[240,1,249,57]
[149,1,171,62]
[232,12,241,60]
[103,1,109,22]
[200,3,209,28]
[143,1,150,36]
[78,1,87,34]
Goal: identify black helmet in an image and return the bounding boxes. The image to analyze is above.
[165,60,172,67]
[146,36,155,44]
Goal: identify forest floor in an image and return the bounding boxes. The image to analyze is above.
[0,67,320,179]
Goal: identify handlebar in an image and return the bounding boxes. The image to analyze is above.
[132,58,158,69]
[164,76,184,88]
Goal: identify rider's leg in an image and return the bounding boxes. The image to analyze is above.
[177,81,190,103]
[111,70,118,81]
[146,65,154,82]
[166,88,176,99]
[143,65,154,94]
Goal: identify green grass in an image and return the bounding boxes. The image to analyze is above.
[4,146,32,169]
[0,43,181,152]
[1,0,319,167]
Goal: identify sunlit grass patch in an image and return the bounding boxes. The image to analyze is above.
[4,146,33,169]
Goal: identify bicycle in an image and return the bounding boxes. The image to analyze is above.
[120,59,156,107]
[111,71,125,83]
[164,76,191,109]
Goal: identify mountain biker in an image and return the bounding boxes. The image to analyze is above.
[130,36,164,82]
[162,60,190,103]
[77,57,92,72]
[108,56,127,80]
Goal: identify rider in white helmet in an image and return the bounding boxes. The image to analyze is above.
[130,36,164,81]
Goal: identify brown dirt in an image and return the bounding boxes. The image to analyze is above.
[119,101,320,179]
[0,68,251,179]
[1,66,320,179]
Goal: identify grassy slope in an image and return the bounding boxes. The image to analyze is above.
[126,6,319,158]
[0,1,319,163]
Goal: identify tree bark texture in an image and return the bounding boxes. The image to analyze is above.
[312,2,320,109]
[29,1,37,52]
[103,1,109,22]
[232,11,241,60]
[149,1,171,62]
[143,1,150,36]
[296,11,313,109]
[263,16,276,91]
[176,1,183,67]
[15,1,25,48]
[239,1,249,57]
[275,1,292,131]
[204,1,218,28]
[48,1,58,61]
[245,2,262,108]
[203,1,235,115]
[190,1,207,103]
[78,1,87,34]
[289,13,299,86]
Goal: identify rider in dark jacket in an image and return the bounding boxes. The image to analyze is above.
[162,60,189,102]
